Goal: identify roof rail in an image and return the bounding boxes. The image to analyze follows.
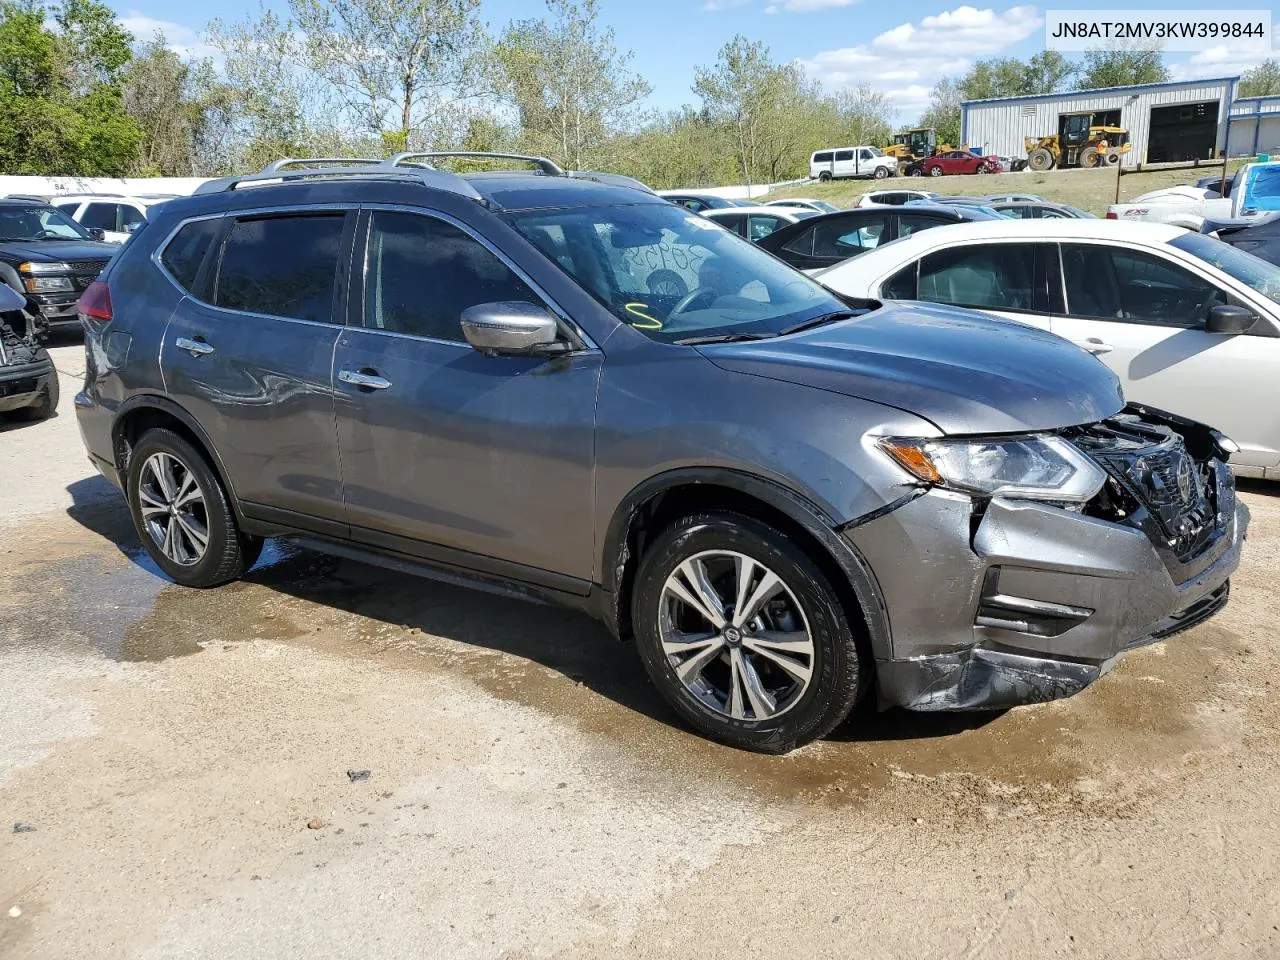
[190,164,484,202]
[386,151,565,177]
[262,157,382,172]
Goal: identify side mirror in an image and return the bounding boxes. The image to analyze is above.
[460,301,561,356]
[87,227,105,241]
[1206,303,1257,335]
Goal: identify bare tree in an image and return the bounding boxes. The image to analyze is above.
[491,0,650,170]
[290,0,485,151]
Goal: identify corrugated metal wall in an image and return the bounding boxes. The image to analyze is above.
[1228,97,1280,157]
[963,80,1235,167]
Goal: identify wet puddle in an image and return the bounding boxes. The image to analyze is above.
[2,501,1266,822]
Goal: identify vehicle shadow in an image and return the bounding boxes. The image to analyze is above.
[1236,478,1279,498]
[65,474,1002,746]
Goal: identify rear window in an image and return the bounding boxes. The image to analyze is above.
[160,218,223,294]
[213,214,346,323]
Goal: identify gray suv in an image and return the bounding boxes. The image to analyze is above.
[74,154,1248,753]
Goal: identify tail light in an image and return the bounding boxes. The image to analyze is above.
[1105,211,1117,220]
[78,280,112,323]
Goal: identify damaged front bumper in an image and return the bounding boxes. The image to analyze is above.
[846,410,1249,712]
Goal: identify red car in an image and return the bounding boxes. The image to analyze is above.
[917,151,1002,177]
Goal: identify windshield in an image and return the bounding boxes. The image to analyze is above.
[1170,232,1280,305]
[0,205,91,241]
[865,146,883,158]
[505,202,852,343]
[810,200,839,213]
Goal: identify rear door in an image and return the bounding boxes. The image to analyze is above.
[160,209,352,529]
[712,213,747,237]
[1051,241,1280,468]
[331,206,602,583]
[879,241,1054,332]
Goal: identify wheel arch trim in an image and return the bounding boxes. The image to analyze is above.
[600,466,893,659]
[112,394,245,523]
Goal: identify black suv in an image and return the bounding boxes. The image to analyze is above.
[0,198,119,333]
[74,153,1245,753]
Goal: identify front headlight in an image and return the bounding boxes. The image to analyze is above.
[878,435,1107,503]
[19,261,70,275]
[23,276,73,292]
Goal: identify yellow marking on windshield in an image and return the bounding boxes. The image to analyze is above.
[624,302,663,329]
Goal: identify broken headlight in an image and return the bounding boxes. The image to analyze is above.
[878,435,1107,503]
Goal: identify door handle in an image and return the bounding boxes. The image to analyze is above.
[338,368,392,390]
[1074,338,1114,355]
[175,336,214,357]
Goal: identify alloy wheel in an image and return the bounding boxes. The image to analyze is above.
[137,452,210,567]
[658,550,814,721]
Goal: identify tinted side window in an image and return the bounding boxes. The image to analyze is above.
[897,213,947,238]
[119,204,145,227]
[811,216,887,258]
[1060,243,1225,328]
[214,214,345,323]
[918,244,1036,311]
[80,203,118,231]
[834,150,854,162]
[813,151,833,163]
[781,226,816,257]
[882,263,918,299]
[715,213,746,236]
[160,218,223,294]
[363,211,540,342]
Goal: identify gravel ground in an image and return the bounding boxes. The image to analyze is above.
[2,342,1279,959]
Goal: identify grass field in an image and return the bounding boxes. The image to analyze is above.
[760,158,1247,216]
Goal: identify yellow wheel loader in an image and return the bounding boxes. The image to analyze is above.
[1024,113,1132,171]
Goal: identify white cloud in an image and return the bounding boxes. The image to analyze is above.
[1167,44,1278,83]
[118,11,219,61]
[770,0,859,12]
[797,4,1044,114]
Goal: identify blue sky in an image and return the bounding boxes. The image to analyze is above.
[109,1,1277,122]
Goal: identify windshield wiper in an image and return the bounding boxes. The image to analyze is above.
[779,311,859,336]
[674,332,776,346]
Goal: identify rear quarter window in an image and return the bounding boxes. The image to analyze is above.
[159,218,223,295]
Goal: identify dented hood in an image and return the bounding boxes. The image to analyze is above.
[699,301,1125,435]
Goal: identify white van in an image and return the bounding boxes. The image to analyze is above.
[809,146,897,182]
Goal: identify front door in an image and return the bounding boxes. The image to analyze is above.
[332,208,602,585]
[1052,242,1280,468]
[161,209,353,525]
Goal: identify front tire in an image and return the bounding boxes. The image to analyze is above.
[631,512,864,753]
[873,165,889,180]
[126,428,263,587]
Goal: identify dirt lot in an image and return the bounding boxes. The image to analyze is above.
[3,341,1280,960]
[763,160,1242,215]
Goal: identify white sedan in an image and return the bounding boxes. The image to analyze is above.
[763,198,839,214]
[816,218,1280,478]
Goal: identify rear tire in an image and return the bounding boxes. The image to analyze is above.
[631,511,864,753]
[818,171,832,182]
[126,428,263,588]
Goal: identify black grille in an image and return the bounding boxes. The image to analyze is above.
[71,274,96,291]
[67,260,108,275]
[1070,414,1223,563]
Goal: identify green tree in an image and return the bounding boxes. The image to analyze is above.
[1239,60,1280,98]
[1025,50,1076,94]
[0,0,139,174]
[831,84,892,148]
[491,0,650,170]
[1079,44,1168,89]
[918,77,961,146]
[123,34,210,175]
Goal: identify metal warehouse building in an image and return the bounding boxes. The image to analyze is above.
[1228,95,1280,158]
[961,77,1244,167]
